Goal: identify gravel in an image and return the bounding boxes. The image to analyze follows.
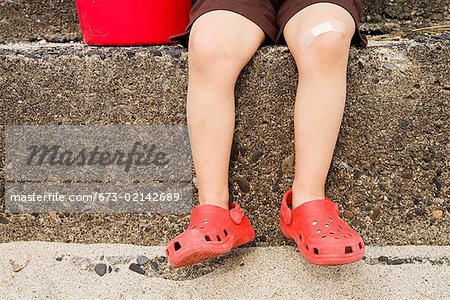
[94,263,107,276]
[129,263,146,275]
[136,255,150,266]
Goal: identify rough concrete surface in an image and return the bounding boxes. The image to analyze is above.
[0,0,449,43]
[0,0,80,43]
[360,0,450,34]
[0,242,449,299]
[0,33,449,246]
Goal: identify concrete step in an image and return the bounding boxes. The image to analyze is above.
[0,242,449,299]
[0,0,449,43]
[361,0,450,35]
[1,33,449,246]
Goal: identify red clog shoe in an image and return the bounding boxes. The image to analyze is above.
[166,203,255,268]
[280,189,365,265]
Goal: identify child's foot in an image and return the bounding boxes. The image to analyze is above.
[166,202,255,268]
[280,189,365,265]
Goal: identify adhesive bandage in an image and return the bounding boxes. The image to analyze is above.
[299,20,347,49]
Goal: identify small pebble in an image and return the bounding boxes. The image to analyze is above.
[0,215,9,225]
[49,35,66,43]
[149,261,159,271]
[415,208,425,216]
[432,210,443,219]
[99,255,104,261]
[129,263,146,275]
[137,255,150,266]
[192,177,198,189]
[401,171,413,179]
[56,256,63,262]
[378,256,388,262]
[343,210,354,219]
[388,258,405,265]
[258,235,267,243]
[114,267,121,273]
[250,150,264,163]
[108,266,112,273]
[370,207,381,220]
[238,146,247,156]
[94,263,107,276]
[236,177,250,193]
[383,63,396,71]
[433,198,444,205]
[281,155,294,174]
[157,256,167,264]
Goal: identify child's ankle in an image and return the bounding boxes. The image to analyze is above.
[291,185,325,209]
[198,191,229,209]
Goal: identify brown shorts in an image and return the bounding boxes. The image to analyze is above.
[170,0,368,48]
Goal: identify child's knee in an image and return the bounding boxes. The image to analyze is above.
[286,20,353,68]
[188,26,243,73]
[299,32,352,72]
[309,31,350,56]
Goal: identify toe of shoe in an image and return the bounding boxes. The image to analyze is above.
[304,233,364,257]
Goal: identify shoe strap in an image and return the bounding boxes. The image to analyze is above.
[189,203,245,227]
[229,203,244,225]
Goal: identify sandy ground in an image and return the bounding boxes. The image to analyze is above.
[0,242,449,299]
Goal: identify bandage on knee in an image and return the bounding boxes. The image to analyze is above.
[300,20,347,49]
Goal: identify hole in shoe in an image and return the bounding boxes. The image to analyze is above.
[329,217,334,222]
[329,231,335,235]
[345,246,353,254]
[325,223,330,228]
[316,229,321,234]
[359,242,363,249]
[313,248,319,255]
[204,235,211,242]
[223,229,228,236]
[174,242,181,251]
[166,249,169,256]
[306,244,309,251]
[203,220,208,224]
[312,220,318,226]
[216,235,221,242]
[299,234,303,241]
[321,235,327,238]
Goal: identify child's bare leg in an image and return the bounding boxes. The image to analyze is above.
[283,3,356,208]
[187,11,265,209]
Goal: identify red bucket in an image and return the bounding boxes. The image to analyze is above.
[75,0,191,45]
